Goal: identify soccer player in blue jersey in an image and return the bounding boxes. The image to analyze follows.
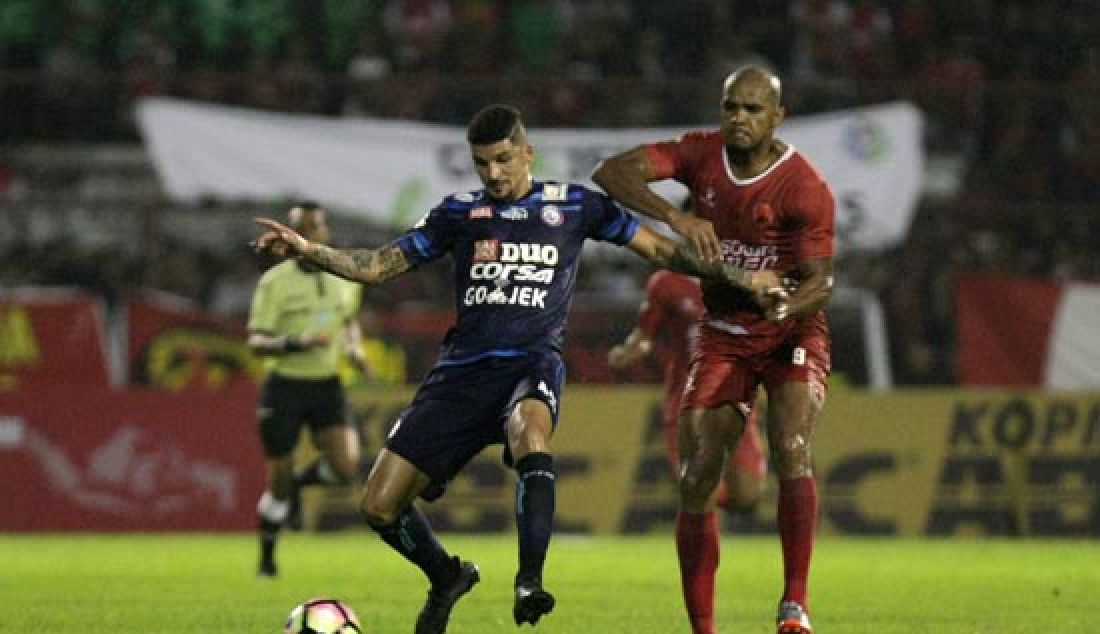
[253,104,786,634]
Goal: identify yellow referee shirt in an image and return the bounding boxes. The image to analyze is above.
[247,260,362,380]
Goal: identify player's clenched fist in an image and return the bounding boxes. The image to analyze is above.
[253,217,312,257]
[742,269,790,321]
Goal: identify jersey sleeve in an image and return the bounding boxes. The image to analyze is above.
[586,190,640,245]
[247,275,277,333]
[395,202,455,266]
[642,132,704,184]
[789,178,836,261]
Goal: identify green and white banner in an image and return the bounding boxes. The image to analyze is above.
[136,98,922,251]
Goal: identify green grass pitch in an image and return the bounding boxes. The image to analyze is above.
[2,533,1096,632]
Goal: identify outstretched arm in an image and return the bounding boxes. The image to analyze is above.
[253,217,413,284]
[625,224,786,308]
[593,146,721,261]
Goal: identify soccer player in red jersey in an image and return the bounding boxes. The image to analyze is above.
[593,66,834,634]
[608,269,767,513]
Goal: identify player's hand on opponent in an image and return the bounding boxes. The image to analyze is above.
[252,217,312,257]
[743,270,790,321]
[764,297,790,321]
[670,213,722,262]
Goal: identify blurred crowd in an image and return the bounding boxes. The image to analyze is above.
[1,1,1096,150]
[0,0,1097,385]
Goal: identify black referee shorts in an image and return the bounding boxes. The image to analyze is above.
[257,373,349,457]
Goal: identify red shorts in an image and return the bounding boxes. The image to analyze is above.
[681,319,830,413]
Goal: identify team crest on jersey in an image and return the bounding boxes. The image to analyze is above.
[469,206,493,219]
[753,202,776,225]
[473,239,500,262]
[540,204,563,226]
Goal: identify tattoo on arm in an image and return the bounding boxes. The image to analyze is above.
[309,242,411,283]
[665,242,749,287]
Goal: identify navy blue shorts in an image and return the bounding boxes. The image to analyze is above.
[257,374,349,457]
[385,351,565,499]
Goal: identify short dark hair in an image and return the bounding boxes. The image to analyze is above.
[466,104,525,145]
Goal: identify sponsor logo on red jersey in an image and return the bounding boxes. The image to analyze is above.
[721,239,779,269]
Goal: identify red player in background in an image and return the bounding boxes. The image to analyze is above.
[594,66,835,634]
[608,269,767,513]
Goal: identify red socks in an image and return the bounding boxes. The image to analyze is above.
[675,478,815,633]
[777,477,818,606]
[676,511,720,634]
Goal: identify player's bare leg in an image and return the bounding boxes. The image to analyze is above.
[507,398,557,626]
[286,424,361,529]
[676,404,744,634]
[361,450,479,634]
[717,409,767,514]
[767,381,823,634]
[256,454,295,577]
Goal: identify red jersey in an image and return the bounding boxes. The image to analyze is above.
[637,270,703,410]
[645,131,835,354]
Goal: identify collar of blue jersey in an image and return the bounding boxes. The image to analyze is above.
[484,175,537,205]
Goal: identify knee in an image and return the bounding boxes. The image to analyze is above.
[508,403,553,457]
[678,459,722,504]
[270,478,295,499]
[330,439,362,482]
[359,485,399,526]
[331,456,360,484]
[770,433,813,479]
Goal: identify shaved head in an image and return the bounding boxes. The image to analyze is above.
[287,201,330,244]
[718,66,787,158]
[723,66,782,106]
[288,201,322,230]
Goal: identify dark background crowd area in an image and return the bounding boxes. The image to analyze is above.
[0,0,1097,386]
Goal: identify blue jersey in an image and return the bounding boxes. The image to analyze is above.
[395,181,640,365]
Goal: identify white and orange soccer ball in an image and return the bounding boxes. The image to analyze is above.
[283,598,362,634]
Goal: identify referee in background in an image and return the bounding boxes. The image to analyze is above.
[247,201,367,577]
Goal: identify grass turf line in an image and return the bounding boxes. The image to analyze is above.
[1,534,1096,633]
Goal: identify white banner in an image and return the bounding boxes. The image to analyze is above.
[135,98,923,251]
[1044,284,1100,389]
[958,276,1100,389]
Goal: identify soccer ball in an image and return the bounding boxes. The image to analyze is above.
[283,598,362,634]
